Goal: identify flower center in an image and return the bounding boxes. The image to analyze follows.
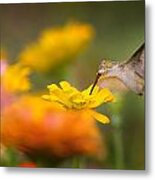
[69,93,89,109]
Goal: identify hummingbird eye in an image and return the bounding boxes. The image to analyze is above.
[99,59,107,69]
[107,62,113,68]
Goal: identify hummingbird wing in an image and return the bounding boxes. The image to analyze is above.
[125,43,145,79]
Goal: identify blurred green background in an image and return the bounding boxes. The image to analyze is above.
[1,0,145,169]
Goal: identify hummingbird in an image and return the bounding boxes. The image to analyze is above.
[90,43,145,95]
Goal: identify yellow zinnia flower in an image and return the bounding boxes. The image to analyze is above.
[1,63,31,93]
[42,81,115,124]
[18,22,94,72]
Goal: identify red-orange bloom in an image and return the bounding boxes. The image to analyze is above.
[1,96,106,161]
[19,162,37,168]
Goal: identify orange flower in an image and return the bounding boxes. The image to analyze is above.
[19,162,37,168]
[1,95,105,161]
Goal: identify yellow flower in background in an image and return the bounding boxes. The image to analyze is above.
[1,63,31,93]
[42,81,115,124]
[18,22,94,72]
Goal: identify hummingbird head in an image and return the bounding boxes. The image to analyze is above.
[98,59,117,75]
[89,59,117,95]
[90,59,118,94]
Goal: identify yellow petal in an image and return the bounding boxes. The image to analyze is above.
[60,81,79,95]
[60,81,72,90]
[71,94,86,104]
[47,84,67,100]
[42,94,59,102]
[97,88,115,102]
[82,84,99,96]
[46,83,71,106]
[90,110,110,124]
[51,88,72,107]
[42,95,50,101]
[47,84,60,92]
[89,88,115,108]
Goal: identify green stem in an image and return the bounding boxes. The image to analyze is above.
[112,115,125,169]
[72,156,85,169]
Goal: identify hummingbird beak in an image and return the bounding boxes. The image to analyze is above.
[89,73,101,95]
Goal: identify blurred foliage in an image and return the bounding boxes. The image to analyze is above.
[1,1,144,169]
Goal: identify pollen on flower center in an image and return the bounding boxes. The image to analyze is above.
[69,94,89,109]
